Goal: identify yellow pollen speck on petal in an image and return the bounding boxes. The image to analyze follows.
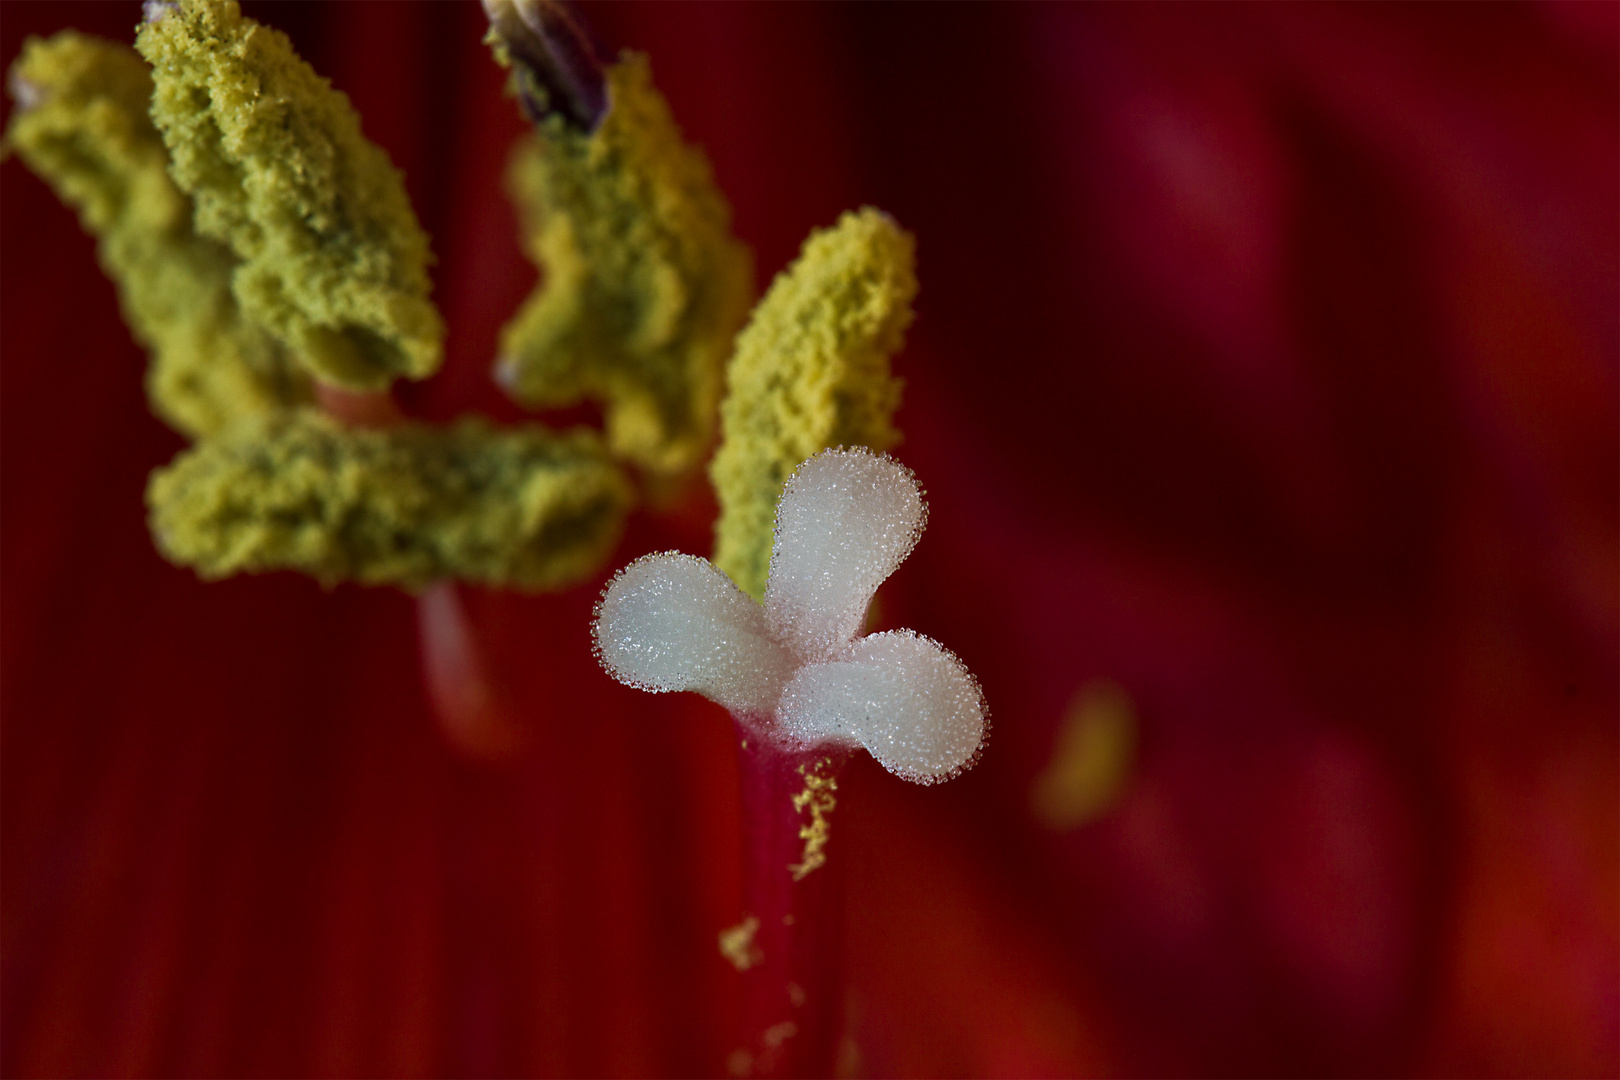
[1030,679,1138,830]
[788,761,838,881]
[718,914,763,972]
[762,1021,798,1050]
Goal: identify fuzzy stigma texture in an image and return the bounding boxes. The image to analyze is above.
[136,0,444,390]
[595,449,988,783]
[4,30,310,438]
[497,53,754,476]
[148,409,633,590]
[710,208,915,599]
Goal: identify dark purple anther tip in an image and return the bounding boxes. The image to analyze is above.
[483,0,609,133]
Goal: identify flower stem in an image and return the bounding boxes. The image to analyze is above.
[726,732,850,1078]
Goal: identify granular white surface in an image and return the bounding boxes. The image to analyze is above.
[764,450,925,663]
[592,449,986,782]
[778,630,987,784]
[593,552,794,718]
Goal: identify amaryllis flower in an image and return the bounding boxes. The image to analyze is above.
[595,448,987,784]
[2,3,1614,1079]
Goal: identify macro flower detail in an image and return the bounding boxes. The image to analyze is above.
[4,0,763,596]
[594,447,988,783]
[148,410,632,590]
[3,29,310,439]
[710,207,913,599]
[135,0,446,390]
[495,49,754,476]
[6,2,1616,1077]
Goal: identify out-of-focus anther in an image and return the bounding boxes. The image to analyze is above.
[483,0,608,131]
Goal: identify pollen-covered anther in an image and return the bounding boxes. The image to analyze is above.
[593,448,987,784]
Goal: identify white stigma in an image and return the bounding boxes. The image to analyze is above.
[592,448,987,783]
[764,448,926,663]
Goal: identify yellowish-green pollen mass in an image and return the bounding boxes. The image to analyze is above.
[148,410,633,591]
[9,15,644,595]
[496,53,754,476]
[136,0,444,391]
[710,208,916,599]
[4,31,310,438]
[8,13,920,602]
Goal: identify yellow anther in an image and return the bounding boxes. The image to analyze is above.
[711,208,915,599]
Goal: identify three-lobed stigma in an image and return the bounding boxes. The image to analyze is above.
[593,449,988,784]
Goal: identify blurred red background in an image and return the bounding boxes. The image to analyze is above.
[2,2,1615,1076]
